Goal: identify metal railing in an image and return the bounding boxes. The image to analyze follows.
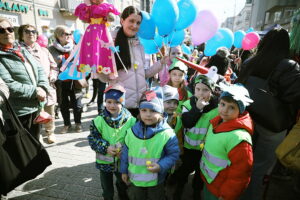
[59,0,83,12]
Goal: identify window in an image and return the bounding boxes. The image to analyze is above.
[274,11,281,22]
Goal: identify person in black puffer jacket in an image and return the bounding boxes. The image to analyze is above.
[237,27,300,200]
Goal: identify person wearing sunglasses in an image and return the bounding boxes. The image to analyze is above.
[49,26,83,134]
[0,17,49,141]
[18,24,59,144]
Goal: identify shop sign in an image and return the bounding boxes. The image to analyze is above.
[38,9,49,17]
[0,13,19,26]
[0,0,29,14]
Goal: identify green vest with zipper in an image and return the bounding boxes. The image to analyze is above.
[200,125,252,183]
[182,100,219,150]
[94,116,136,164]
[125,128,174,187]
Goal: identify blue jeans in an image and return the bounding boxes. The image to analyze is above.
[99,170,128,200]
[240,123,287,200]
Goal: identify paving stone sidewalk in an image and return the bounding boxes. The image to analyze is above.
[5,100,108,200]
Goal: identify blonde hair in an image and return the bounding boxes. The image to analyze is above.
[0,17,12,26]
[53,25,69,40]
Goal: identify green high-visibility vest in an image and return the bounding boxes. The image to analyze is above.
[182,100,219,150]
[200,125,252,183]
[173,115,182,135]
[93,116,136,164]
[125,128,175,187]
[176,90,192,114]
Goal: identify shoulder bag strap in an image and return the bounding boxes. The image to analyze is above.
[0,90,24,133]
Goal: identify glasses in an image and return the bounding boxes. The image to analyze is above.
[0,27,14,34]
[24,29,37,34]
[62,32,72,36]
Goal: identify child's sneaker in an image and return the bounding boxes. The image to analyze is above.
[60,125,72,134]
[75,123,82,133]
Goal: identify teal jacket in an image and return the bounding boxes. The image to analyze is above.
[0,46,49,117]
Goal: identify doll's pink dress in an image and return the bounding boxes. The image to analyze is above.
[75,3,120,78]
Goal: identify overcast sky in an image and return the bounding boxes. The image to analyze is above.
[196,0,246,22]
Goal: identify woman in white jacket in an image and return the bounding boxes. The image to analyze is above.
[98,6,168,117]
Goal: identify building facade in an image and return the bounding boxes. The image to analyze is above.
[249,0,300,31]
[0,0,143,34]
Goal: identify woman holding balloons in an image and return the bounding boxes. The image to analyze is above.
[237,28,300,200]
[18,24,59,144]
[98,6,168,117]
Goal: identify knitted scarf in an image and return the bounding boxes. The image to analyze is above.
[0,42,25,62]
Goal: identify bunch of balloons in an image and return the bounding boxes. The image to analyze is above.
[138,0,198,54]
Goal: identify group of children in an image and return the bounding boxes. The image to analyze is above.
[87,57,255,200]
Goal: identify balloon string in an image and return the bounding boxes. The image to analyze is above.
[240,50,244,58]
[153,39,163,57]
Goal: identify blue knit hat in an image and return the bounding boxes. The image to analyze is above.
[219,83,253,114]
[104,84,126,105]
[139,87,164,114]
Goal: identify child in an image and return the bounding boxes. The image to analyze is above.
[172,74,219,200]
[159,46,184,87]
[74,0,120,78]
[200,83,254,200]
[167,59,192,114]
[120,88,180,200]
[88,84,136,200]
[162,85,183,153]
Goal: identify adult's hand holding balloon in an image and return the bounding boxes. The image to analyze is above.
[191,10,219,45]
[242,32,260,50]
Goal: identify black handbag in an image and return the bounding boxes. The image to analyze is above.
[0,91,52,195]
[245,75,291,132]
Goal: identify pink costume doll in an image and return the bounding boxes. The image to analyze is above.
[74,0,120,79]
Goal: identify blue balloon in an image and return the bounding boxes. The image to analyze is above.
[181,44,192,55]
[139,33,163,54]
[167,30,185,47]
[233,30,246,48]
[219,28,234,49]
[204,41,218,56]
[246,27,254,33]
[137,11,156,40]
[151,0,179,36]
[175,0,197,31]
[73,29,83,44]
[204,28,233,56]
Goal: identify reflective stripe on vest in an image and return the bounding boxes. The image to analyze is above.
[202,149,228,168]
[96,153,114,163]
[184,135,203,146]
[183,107,218,150]
[125,128,175,187]
[93,115,136,164]
[128,171,158,182]
[200,125,252,183]
[200,159,218,180]
[188,127,207,135]
[128,156,159,166]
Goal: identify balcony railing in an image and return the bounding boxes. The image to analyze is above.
[60,0,83,16]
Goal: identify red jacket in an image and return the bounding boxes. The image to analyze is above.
[201,111,254,200]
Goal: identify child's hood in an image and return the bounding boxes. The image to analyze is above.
[131,116,172,139]
[210,111,254,135]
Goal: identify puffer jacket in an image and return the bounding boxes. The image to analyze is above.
[22,42,58,106]
[0,47,49,117]
[98,36,164,109]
